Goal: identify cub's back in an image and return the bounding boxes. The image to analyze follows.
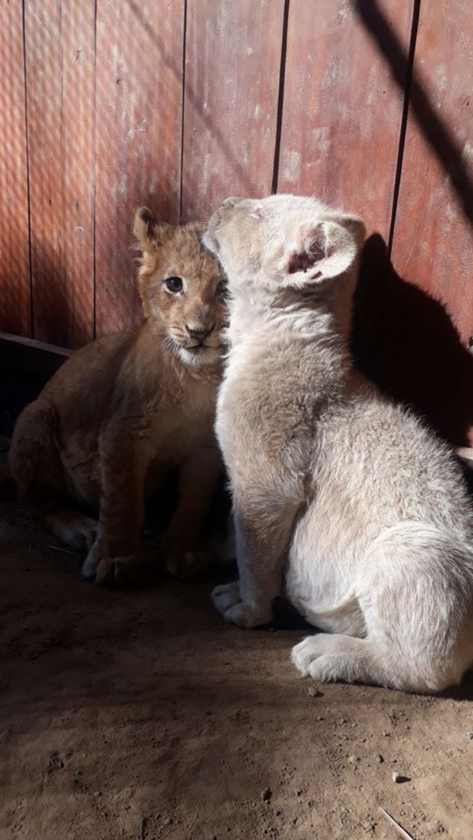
[315,377,473,541]
[39,330,139,434]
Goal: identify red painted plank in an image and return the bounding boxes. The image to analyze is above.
[25,0,95,348]
[278,0,413,239]
[392,0,473,341]
[94,0,184,337]
[388,0,473,443]
[181,0,286,222]
[0,1,31,337]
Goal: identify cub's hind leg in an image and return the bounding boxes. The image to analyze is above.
[9,401,98,553]
[292,634,391,688]
[45,509,98,553]
[292,523,473,693]
[9,399,65,512]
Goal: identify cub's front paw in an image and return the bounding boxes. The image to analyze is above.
[211,582,272,628]
[165,550,213,579]
[212,581,241,612]
[82,542,139,587]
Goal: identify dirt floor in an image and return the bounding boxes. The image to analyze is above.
[1,381,473,840]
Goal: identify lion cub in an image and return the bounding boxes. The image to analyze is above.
[204,194,473,693]
[9,208,227,585]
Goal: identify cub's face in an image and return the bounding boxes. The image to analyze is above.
[135,209,227,366]
[203,194,365,298]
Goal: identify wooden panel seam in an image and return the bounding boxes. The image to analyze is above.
[21,0,34,336]
[179,0,188,223]
[271,0,291,194]
[381,0,421,261]
[92,0,97,339]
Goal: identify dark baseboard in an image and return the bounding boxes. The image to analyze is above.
[0,332,72,381]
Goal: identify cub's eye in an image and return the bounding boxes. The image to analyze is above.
[164,276,183,293]
[216,279,228,295]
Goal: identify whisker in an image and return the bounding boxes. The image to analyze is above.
[161,335,179,357]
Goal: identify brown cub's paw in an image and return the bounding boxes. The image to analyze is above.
[165,550,213,580]
[46,513,98,553]
[94,556,138,587]
[72,518,98,552]
[82,541,139,587]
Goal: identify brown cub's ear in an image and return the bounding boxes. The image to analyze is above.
[134,207,170,252]
[285,215,365,283]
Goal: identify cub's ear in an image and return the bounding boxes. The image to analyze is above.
[284,215,366,284]
[134,207,170,252]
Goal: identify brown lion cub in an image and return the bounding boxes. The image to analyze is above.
[9,208,227,585]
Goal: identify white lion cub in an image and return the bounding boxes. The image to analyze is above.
[204,194,473,693]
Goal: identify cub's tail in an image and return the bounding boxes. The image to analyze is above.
[0,466,16,501]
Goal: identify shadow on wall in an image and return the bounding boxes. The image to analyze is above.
[353,233,473,447]
[355,0,473,228]
[30,242,73,348]
[351,0,473,446]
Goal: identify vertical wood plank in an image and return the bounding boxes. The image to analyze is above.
[387,0,473,443]
[0,0,31,337]
[392,0,473,339]
[25,0,95,348]
[94,0,184,337]
[181,0,286,222]
[278,0,414,238]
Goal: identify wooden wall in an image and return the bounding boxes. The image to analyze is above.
[1,1,473,443]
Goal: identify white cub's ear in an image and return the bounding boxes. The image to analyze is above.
[284,215,365,283]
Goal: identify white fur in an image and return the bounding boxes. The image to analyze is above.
[205,194,473,693]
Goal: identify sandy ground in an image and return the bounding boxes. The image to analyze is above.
[1,380,473,839]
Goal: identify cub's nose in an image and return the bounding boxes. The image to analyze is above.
[186,324,214,341]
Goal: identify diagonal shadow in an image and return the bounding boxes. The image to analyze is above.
[353,1,473,443]
[354,0,473,230]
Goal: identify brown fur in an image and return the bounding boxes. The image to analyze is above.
[9,209,227,585]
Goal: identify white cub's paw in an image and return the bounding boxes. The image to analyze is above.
[291,635,330,676]
[211,582,272,628]
[212,582,241,613]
